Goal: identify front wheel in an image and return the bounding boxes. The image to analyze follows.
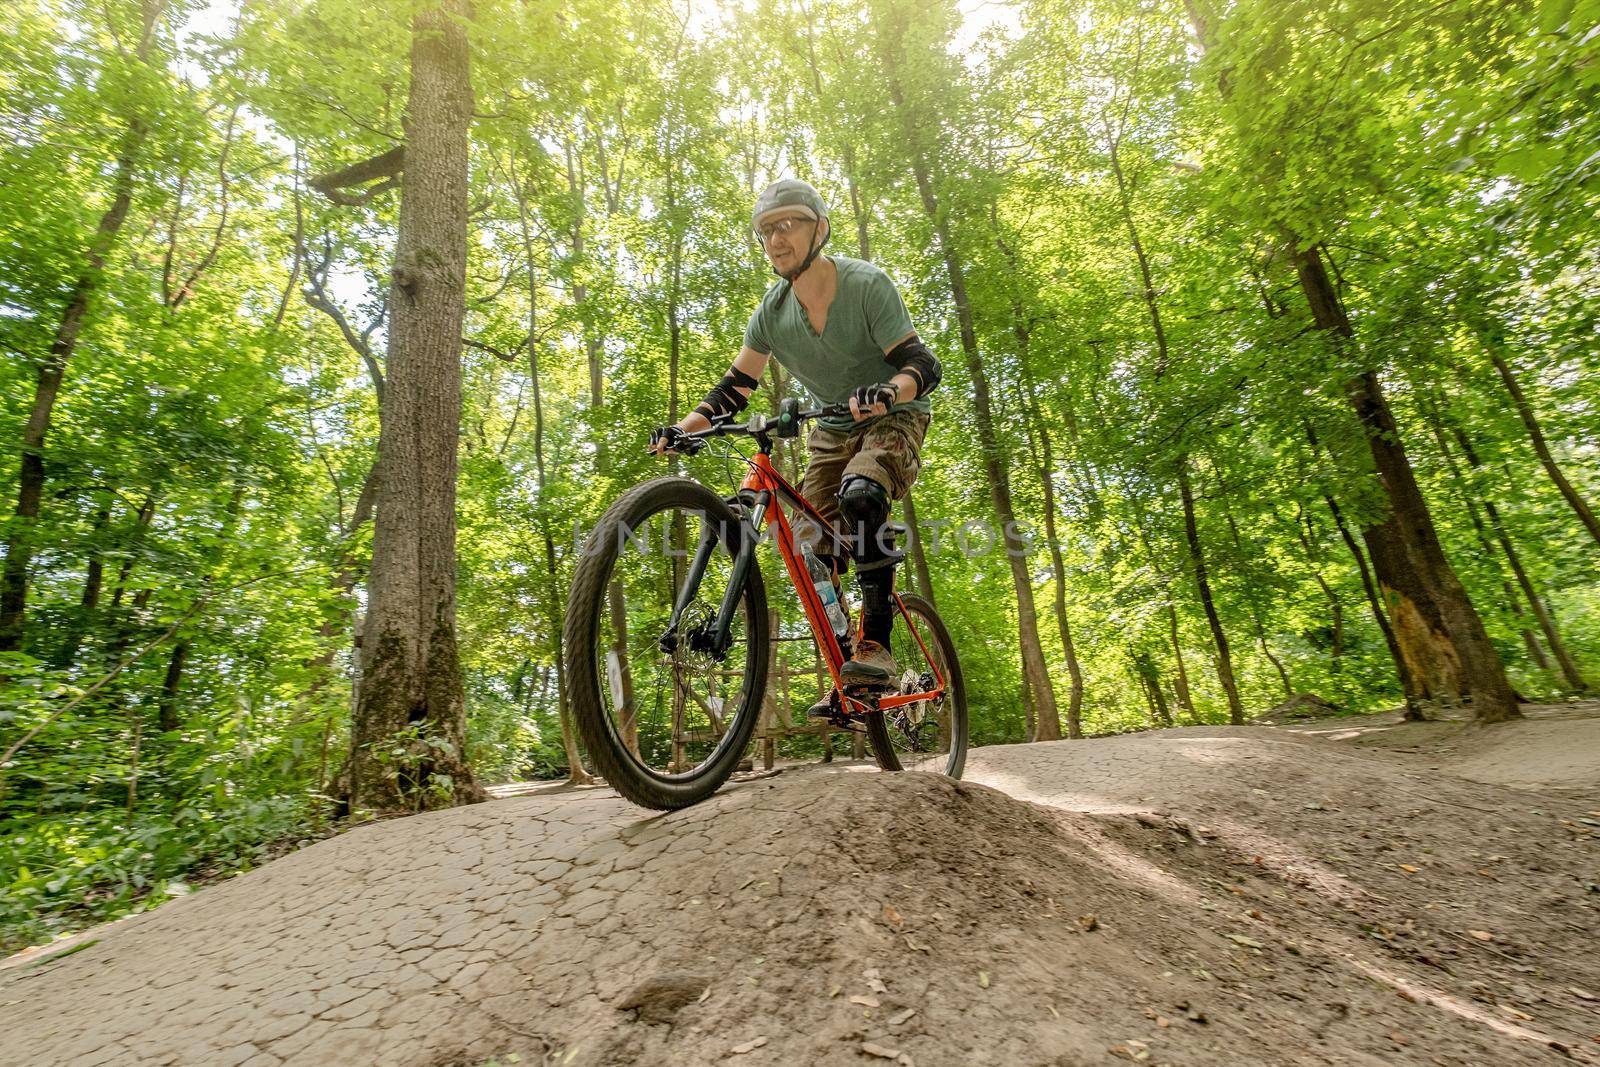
[864,593,967,778]
[564,477,769,809]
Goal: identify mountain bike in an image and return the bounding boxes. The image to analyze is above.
[563,398,967,810]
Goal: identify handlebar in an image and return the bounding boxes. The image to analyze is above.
[648,398,852,456]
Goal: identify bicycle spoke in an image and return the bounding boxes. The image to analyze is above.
[874,596,965,776]
[592,504,757,780]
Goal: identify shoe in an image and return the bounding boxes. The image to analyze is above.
[840,639,897,688]
[806,692,836,720]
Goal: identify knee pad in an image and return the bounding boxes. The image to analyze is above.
[837,475,891,565]
[838,474,889,531]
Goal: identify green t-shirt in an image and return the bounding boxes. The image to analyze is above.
[743,256,929,433]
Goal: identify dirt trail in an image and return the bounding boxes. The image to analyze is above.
[4,714,1598,1067]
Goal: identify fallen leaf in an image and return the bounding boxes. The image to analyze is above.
[1078,914,1099,932]
[888,1007,917,1026]
[1155,1016,1171,1028]
[827,985,840,998]
[1389,1031,1409,1045]
[1497,1004,1534,1022]
[1570,987,1597,1002]
[729,1037,768,1055]
[863,968,888,994]
[1109,1039,1151,1062]
[698,987,711,1004]
[1399,864,1421,874]
[1048,1004,1060,1019]
[849,994,881,1008]
[902,935,930,953]
[862,1043,902,1060]
[884,904,904,927]
[1467,930,1495,941]
[978,971,990,989]
[1227,934,1265,949]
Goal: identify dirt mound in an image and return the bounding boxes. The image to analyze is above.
[4,730,1599,1066]
[1283,699,1600,797]
[1252,692,1345,725]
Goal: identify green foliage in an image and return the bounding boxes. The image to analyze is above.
[2,0,1596,950]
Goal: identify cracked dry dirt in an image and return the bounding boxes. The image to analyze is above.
[4,720,1600,1067]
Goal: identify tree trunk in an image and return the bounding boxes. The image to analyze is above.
[1484,348,1600,548]
[506,147,592,787]
[296,466,378,707]
[1023,384,1085,738]
[157,640,190,733]
[1444,421,1587,692]
[1165,604,1197,721]
[879,69,1061,741]
[900,491,938,607]
[1178,458,1245,724]
[349,0,486,812]
[1293,510,1346,662]
[1419,398,1552,672]
[1296,246,1519,723]
[0,1,165,651]
[1107,136,1170,377]
[563,137,637,754]
[1221,506,1294,699]
[1307,417,1415,701]
[1134,652,1174,727]
[52,488,116,669]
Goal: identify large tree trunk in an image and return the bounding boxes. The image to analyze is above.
[1296,247,1519,723]
[349,0,486,812]
[0,1,165,651]
[1177,458,1245,724]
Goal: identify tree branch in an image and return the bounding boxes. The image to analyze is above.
[310,146,405,207]
[302,242,387,399]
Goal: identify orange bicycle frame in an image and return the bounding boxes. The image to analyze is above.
[738,451,945,714]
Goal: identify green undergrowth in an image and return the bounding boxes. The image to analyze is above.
[0,794,320,955]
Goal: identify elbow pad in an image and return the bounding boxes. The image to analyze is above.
[885,335,941,399]
[694,366,760,420]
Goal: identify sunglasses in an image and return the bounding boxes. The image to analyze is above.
[756,216,815,242]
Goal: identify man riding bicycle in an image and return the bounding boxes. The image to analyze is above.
[649,178,940,706]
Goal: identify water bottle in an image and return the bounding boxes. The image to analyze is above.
[802,546,849,639]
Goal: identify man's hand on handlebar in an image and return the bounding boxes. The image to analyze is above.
[849,382,899,422]
[648,424,705,457]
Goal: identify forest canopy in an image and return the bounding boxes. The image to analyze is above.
[1,0,1596,948]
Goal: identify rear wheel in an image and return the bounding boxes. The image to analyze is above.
[564,477,769,809]
[864,593,967,778]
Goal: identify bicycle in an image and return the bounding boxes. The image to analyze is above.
[562,397,968,810]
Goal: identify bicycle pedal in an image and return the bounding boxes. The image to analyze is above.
[825,711,869,732]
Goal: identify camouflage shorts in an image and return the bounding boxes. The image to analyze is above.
[798,410,930,555]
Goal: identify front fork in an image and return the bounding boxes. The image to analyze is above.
[658,491,769,659]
